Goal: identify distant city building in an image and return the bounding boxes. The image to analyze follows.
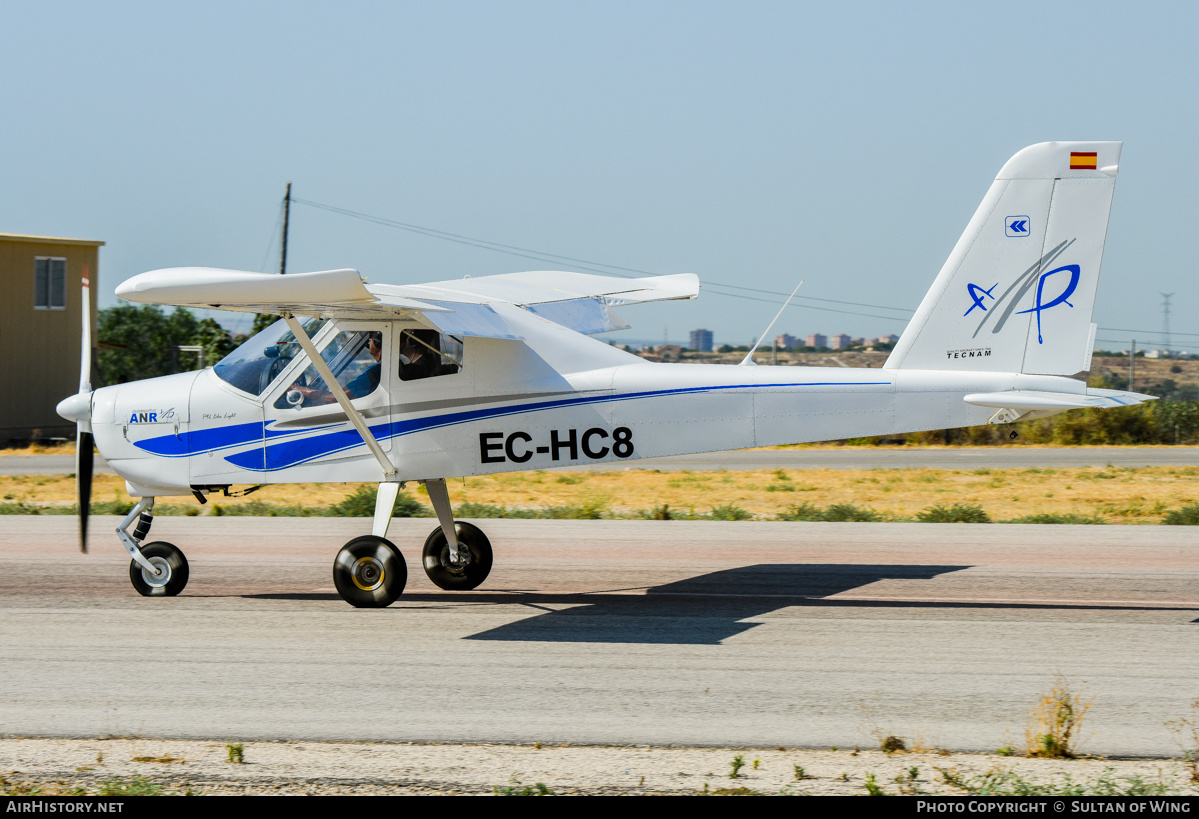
[805,333,827,349]
[774,333,797,350]
[829,334,852,350]
[689,328,714,352]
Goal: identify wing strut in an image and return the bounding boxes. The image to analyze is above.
[281,313,396,478]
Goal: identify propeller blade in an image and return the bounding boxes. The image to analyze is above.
[79,263,92,394]
[77,430,93,554]
[78,263,93,554]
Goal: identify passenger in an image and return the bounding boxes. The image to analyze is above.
[399,329,441,381]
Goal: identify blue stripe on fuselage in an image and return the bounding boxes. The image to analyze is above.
[223,380,892,472]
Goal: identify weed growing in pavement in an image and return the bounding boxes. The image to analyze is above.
[729,754,746,778]
[936,767,1174,796]
[1025,675,1093,758]
[893,766,923,795]
[97,777,163,796]
[494,775,554,796]
[793,765,810,781]
[863,773,887,796]
[226,742,245,764]
[1165,698,1199,783]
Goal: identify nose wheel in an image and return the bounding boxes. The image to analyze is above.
[128,541,190,597]
[333,536,407,607]
[422,521,493,590]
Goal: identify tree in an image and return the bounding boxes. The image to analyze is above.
[98,305,239,383]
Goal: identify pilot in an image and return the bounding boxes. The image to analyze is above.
[345,331,384,396]
[399,329,441,381]
[291,331,382,405]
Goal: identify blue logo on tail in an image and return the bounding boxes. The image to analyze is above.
[968,239,1082,346]
[1016,264,1080,344]
[1005,216,1030,237]
[963,283,997,316]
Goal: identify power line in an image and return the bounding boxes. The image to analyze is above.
[291,197,916,318]
[289,197,1199,340]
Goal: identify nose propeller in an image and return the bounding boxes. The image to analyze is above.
[56,264,95,553]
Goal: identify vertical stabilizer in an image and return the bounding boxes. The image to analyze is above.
[885,141,1121,375]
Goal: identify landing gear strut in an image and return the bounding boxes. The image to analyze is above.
[117,498,190,597]
[327,478,494,606]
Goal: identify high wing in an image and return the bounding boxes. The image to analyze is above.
[115,267,700,337]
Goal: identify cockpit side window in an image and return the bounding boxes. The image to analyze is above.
[274,329,383,409]
[213,317,327,396]
[399,328,462,382]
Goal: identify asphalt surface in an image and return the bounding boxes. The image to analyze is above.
[3,446,1199,475]
[1,517,1196,755]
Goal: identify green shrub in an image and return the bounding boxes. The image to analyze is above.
[776,502,825,521]
[709,503,753,521]
[917,503,991,523]
[1005,513,1105,525]
[822,503,880,522]
[328,486,428,518]
[777,502,880,521]
[1162,503,1199,525]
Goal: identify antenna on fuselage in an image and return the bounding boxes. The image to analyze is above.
[740,280,804,366]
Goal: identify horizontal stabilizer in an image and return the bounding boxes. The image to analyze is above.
[964,388,1156,411]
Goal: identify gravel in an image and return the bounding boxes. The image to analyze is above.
[2,738,1196,796]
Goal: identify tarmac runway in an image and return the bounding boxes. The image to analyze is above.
[2,446,1198,475]
[1,516,1196,756]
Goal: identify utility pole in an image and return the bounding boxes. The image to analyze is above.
[1162,292,1174,356]
[279,181,291,276]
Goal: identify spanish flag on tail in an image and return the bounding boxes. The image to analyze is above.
[1070,151,1098,170]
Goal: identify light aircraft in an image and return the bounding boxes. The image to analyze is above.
[57,141,1151,607]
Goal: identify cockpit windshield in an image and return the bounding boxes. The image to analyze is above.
[213,317,327,396]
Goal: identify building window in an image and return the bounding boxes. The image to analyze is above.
[34,257,67,310]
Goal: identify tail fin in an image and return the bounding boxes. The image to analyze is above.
[885,141,1121,375]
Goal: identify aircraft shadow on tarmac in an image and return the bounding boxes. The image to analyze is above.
[461,563,971,645]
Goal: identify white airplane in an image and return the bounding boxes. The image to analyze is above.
[57,141,1151,607]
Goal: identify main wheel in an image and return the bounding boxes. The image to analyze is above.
[128,542,190,597]
[422,522,493,590]
[333,536,407,608]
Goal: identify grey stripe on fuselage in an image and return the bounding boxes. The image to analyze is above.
[270,390,586,428]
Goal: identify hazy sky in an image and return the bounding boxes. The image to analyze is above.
[4,1,1195,350]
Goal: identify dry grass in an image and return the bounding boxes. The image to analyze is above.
[6,463,1199,522]
[1025,676,1094,759]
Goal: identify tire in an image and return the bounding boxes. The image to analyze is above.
[333,536,407,608]
[422,522,493,591]
[128,542,190,597]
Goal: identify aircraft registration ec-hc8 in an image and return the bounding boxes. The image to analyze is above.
[56,141,1152,607]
